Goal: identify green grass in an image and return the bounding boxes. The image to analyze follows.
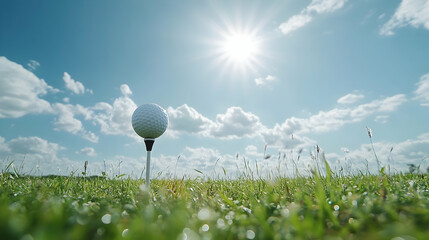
[1,169,429,240]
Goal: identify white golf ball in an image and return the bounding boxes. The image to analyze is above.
[132,103,168,139]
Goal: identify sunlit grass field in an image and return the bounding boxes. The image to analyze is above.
[1,162,428,240]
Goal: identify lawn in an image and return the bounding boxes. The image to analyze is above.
[1,168,428,240]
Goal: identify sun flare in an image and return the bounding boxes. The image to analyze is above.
[209,25,266,76]
[221,33,259,63]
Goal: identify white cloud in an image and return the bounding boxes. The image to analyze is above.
[63,72,92,95]
[53,104,83,134]
[337,93,364,104]
[27,60,40,71]
[374,115,390,124]
[120,84,132,96]
[209,107,264,139]
[0,56,56,118]
[414,73,429,106]
[261,126,315,149]
[91,84,138,138]
[329,132,429,174]
[168,105,265,139]
[380,0,429,36]
[278,0,347,35]
[52,103,98,143]
[154,147,238,178]
[2,134,427,178]
[306,0,347,14]
[259,94,407,148]
[167,104,214,137]
[0,136,77,175]
[0,136,10,152]
[279,14,313,35]
[81,132,99,143]
[310,94,406,131]
[349,94,407,120]
[245,145,263,158]
[165,94,406,148]
[7,136,63,156]
[77,147,97,157]
[0,136,100,176]
[254,75,277,86]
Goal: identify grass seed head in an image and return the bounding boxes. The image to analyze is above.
[366,126,372,138]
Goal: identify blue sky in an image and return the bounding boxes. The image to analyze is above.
[1,0,429,178]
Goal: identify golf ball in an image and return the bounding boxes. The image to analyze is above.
[132,103,168,138]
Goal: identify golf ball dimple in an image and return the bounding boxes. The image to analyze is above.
[132,103,168,138]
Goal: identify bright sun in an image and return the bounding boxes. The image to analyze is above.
[209,26,265,76]
[221,33,259,63]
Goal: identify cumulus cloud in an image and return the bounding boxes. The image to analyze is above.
[50,84,140,141]
[167,104,214,137]
[349,94,407,120]
[414,73,429,106]
[261,126,316,149]
[0,136,128,177]
[312,94,406,131]
[27,60,40,71]
[337,93,365,104]
[168,105,264,139]
[209,107,264,139]
[91,84,138,138]
[328,132,429,174]
[0,136,11,152]
[279,0,347,35]
[165,93,406,148]
[0,136,79,175]
[380,0,429,36]
[245,145,263,158]
[52,103,98,143]
[254,75,277,86]
[7,136,63,156]
[0,56,56,118]
[259,94,407,148]
[77,147,97,157]
[153,147,238,178]
[374,115,390,124]
[63,72,92,94]
[120,84,132,96]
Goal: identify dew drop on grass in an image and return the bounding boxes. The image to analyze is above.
[216,218,225,229]
[21,234,33,240]
[198,208,211,220]
[122,229,128,237]
[246,230,255,239]
[97,228,105,236]
[101,214,111,224]
[281,208,290,217]
[334,205,340,211]
[201,224,209,232]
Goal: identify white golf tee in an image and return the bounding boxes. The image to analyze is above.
[146,150,151,188]
[144,138,155,188]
